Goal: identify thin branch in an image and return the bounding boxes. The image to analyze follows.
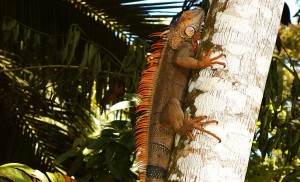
[0,64,126,77]
[277,44,300,84]
[282,46,298,76]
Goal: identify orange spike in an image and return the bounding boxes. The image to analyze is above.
[135,30,168,181]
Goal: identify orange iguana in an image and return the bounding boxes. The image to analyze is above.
[135,7,224,182]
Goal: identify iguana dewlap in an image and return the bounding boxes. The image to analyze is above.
[136,7,225,182]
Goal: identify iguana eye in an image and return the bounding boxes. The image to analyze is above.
[184,26,195,37]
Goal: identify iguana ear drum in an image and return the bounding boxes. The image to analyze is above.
[184,26,195,37]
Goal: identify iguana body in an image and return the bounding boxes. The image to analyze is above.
[136,7,224,182]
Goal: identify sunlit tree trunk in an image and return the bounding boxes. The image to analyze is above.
[167,0,284,181]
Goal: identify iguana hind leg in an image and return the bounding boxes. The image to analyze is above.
[182,113,221,142]
[161,98,221,142]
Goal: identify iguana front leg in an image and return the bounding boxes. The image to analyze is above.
[176,48,225,69]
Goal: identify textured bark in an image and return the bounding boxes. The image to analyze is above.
[167,0,284,181]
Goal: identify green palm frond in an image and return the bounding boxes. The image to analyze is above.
[0,16,149,175]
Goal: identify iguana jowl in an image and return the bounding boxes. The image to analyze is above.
[136,7,224,182]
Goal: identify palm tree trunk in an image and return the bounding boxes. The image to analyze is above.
[167,0,284,181]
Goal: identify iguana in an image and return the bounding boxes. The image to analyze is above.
[135,7,225,182]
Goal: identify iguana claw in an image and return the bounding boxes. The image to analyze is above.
[198,48,226,69]
[177,113,221,142]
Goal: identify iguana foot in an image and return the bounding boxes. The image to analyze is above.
[176,114,221,142]
[198,48,225,69]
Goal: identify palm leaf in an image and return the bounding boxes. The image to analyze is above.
[0,17,127,173]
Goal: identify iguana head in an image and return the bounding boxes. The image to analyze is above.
[169,7,205,50]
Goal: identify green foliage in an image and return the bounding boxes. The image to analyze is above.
[247,24,300,181]
[246,149,299,182]
[121,38,150,92]
[55,120,137,182]
[62,25,80,64]
[0,163,69,182]
[1,15,149,180]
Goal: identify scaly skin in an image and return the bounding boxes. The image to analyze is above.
[136,7,225,182]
